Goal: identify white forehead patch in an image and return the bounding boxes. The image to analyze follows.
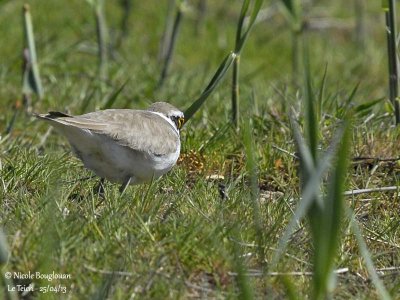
[167,110,184,119]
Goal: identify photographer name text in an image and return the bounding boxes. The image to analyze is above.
[5,271,71,281]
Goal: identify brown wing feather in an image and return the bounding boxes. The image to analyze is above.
[39,109,179,156]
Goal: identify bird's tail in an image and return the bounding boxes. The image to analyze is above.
[34,111,72,120]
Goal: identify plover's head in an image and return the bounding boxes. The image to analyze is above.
[148,102,184,130]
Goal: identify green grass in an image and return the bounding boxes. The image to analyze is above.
[1,0,400,299]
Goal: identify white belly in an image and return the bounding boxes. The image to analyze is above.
[59,127,180,184]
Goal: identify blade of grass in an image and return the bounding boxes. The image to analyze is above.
[231,0,251,127]
[232,225,254,300]
[101,79,129,110]
[91,272,116,299]
[235,0,264,54]
[235,0,251,52]
[22,4,43,100]
[194,0,207,35]
[232,0,264,121]
[281,276,299,300]
[5,106,19,135]
[354,0,366,48]
[346,206,391,300]
[354,97,384,117]
[184,52,236,122]
[243,119,264,268]
[384,0,400,124]
[86,0,109,85]
[309,86,358,298]
[316,64,328,121]
[186,1,263,124]
[94,0,109,83]
[301,49,353,298]
[312,119,351,299]
[0,229,8,265]
[271,119,344,267]
[303,46,318,160]
[278,0,302,82]
[157,0,185,88]
[0,229,18,300]
[80,85,97,114]
[233,0,264,127]
[301,50,328,298]
[339,83,360,116]
[158,0,177,62]
[115,0,133,49]
[232,55,240,127]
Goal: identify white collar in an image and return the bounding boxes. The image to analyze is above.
[148,111,179,135]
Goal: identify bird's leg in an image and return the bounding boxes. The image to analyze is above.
[65,175,97,184]
[93,178,105,198]
[119,177,132,195]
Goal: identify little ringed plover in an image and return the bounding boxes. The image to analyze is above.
[35,102,184,192]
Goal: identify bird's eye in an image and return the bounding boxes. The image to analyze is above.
[171,116,184,130]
